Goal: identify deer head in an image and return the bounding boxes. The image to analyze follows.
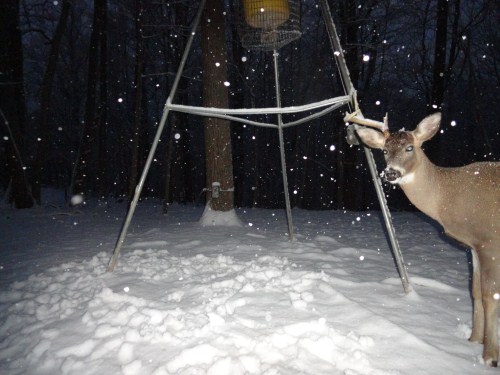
[355,113,442,184]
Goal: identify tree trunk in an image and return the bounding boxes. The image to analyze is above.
[426,0,449,163]
[71,0,106,197]
[0,0,34,208]
[128,0,144,200]
[200,0,235,212]
[337,0,362,210]
[430,0,449,111]
[97,0,108,198]
[32,0,71,204]
[466,40,492,157]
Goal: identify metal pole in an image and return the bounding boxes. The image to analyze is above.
[319,0,411,293]
[273,50,294,241]
[107,0,207,272]
[363,148,411,293]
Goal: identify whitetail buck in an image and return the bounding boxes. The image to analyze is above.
[351,112,500,366]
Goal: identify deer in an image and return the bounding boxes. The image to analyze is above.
[347,111,500,366]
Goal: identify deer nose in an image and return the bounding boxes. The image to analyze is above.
[384,168,402,182]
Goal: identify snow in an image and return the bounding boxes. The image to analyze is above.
[0,192,492,374]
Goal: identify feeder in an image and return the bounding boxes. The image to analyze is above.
[239,0,300,51]
[243,0,290,29]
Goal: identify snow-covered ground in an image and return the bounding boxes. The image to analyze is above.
[0,191,493,374]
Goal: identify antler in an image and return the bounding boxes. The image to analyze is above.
[343,110,390,137]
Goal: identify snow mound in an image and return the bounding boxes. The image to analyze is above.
[1,251,385,375]
[199,206,243,227]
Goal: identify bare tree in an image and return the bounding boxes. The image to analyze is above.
[71,0,107,198]
[97,0,108,197]
[430,0,449,111]
[32,0,71,204]
[0,0,34,208]
[128,0,144,200]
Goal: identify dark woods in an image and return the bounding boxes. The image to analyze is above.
[0,0,498,211]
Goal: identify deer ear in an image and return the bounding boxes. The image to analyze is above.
[413,112,441,143]
[356,128,386,149]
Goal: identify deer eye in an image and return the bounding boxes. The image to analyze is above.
[405,145,414,152]
[383,149,388,155]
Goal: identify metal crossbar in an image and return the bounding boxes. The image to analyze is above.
[167,96,350,116]
[167,96,350,129]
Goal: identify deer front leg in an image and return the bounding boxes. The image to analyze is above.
[469,250,484,343]
[482,294,499,367]
[479,249,500,367]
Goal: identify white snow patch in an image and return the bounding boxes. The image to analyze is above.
[0,200,488,374]
[199,205,242,227]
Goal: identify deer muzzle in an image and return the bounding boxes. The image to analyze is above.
[384,167,402,183]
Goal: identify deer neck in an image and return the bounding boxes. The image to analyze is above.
[398,153,443,223]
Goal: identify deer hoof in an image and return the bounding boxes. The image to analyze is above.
[468,336,483,344]
[485,358,498,367]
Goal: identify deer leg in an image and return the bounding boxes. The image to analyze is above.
[479,249,500,367]
[469,250,484,343]
[482,296,499,367]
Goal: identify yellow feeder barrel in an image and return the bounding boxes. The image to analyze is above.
[243,0,290,30]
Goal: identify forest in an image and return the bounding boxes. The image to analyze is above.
[1,0,499,212]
